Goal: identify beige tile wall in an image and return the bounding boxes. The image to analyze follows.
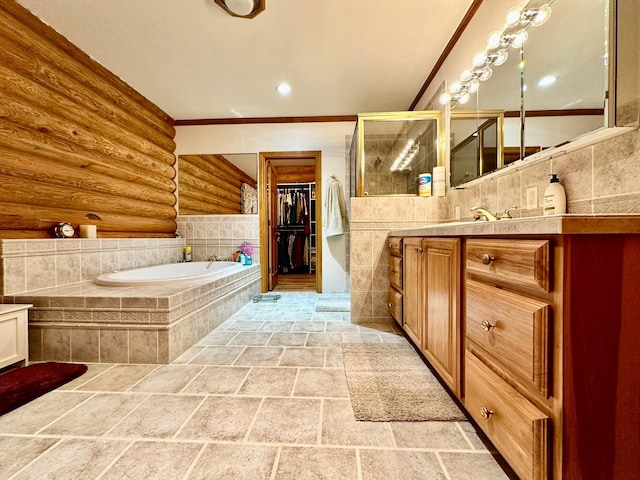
[0,238,186,296]
[176,214,260,262]
[350,127,640,324]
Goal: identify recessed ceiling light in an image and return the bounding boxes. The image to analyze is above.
[276,83,292,95]
[538,75,558,87]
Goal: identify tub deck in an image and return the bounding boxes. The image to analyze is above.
[0,264,261,364]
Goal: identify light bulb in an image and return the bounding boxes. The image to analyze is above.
[472,51,487,68]
[276,83,291,95]
[460,69,472,82]
[532,6,551,26]
[458,92,471,105]
[537,75,558,87]
[487,31,503,49]
[478,67,493,82]
[505,6,523,27]
[449,80,462,94]
[512,31,528,48]
[493,49,509,66]
[467,79,480,93]
[439,92,451,105]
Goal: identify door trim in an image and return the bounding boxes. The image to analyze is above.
[259,151,322,293]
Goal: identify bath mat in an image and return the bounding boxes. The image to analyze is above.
[315,297,350,312]
[342,343,466,422]
[0,362,88,416]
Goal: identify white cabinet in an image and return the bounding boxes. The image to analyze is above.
[0,304,31,369]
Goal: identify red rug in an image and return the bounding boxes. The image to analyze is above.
[0,362,88,416]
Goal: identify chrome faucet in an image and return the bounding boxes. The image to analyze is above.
[470,206,498,222]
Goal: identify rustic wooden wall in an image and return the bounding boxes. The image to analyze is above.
[0,1,177,238]
[178,154,258,215]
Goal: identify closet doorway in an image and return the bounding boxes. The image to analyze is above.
[259,151,322,293]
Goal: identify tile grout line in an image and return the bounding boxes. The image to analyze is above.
[434,451,452,480]
[242,396,266,443]
[93,439,136,480]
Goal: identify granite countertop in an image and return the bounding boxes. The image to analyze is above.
[390,215,640,237]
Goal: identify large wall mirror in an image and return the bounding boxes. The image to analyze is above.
[177,153,258,215]
[448,0,613,184]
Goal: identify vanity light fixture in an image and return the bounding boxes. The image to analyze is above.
[276,83,292,95]
[440,0,554,106]
[213,0,265,19]
[391,139,420,172]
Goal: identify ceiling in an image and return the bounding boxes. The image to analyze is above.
[17,0,474,122]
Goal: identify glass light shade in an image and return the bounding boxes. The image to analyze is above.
[487,31,503,49]
[458,92,471,104]
[439,92,452,105]
[532,6,552,26]
[449,80,463,94]
[493,49,509,66]
[460,69,473,82]
[478,67,493,82]
[472,51,488,67]
[466,79,480,93]
[505,6,523,27]
[512,31,528,48]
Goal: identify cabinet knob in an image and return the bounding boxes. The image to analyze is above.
[415,247,424,254]
[480,406,494,419]
[480,320,495,332]
[481,253,495,265]
[388,302,394,307]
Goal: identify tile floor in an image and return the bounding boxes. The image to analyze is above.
[0,292,510,480]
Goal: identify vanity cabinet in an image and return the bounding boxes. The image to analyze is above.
[389,222,640,480]
[0,304,32,369]
[390,236,461,396]
[387,237,403,326]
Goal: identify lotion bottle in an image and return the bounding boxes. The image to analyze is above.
[543,174,566,215]
[184,246,192,262]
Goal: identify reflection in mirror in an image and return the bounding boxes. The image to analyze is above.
[353,112,443,196]
[450,111,504,187]
[447,0,608,185]
[177,153,258,215]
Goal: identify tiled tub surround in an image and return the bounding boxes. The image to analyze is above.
[350,126,640,323]
[1,264,261,364]
[0,237,261,364]
[176,214,260,263]
[0,238,188,296]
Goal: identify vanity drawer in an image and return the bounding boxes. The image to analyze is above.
[466,239,550,293]
[388,288,402,325]
[388,236,403,258]
[466,280,552,397]
[465,353,550,480]
[389,255,402,290]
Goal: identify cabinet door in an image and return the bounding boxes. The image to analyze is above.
[402,237,424,346]
[423,238,460,395]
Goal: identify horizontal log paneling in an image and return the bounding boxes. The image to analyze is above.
[178,154,258,215]
[0,2,177,238]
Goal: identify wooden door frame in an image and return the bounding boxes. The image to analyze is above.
[258,151,322,293]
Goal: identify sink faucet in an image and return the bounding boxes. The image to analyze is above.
[470,206,498,222]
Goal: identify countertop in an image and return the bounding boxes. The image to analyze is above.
[390,215,640,237]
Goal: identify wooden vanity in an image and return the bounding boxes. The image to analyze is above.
[388,216,640,480]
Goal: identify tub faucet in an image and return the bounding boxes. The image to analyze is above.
[206,254,222,268]
[470,206,498,222]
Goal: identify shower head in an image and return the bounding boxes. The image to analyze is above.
[374,156,382,167]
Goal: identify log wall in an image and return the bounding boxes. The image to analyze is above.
[178,154,258,215]
[0,1,177,238]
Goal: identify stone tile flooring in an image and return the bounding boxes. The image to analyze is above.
[0,292,510,479]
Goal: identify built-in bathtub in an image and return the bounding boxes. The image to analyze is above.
[4,262,261,364]
[95,261,245,287]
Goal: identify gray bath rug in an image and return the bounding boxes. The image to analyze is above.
[341,343,466,422]
[315,297,350,312]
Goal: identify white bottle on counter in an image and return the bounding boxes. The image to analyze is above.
[543,174,566,215]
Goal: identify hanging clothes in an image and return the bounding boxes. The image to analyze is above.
[323,175,348,237]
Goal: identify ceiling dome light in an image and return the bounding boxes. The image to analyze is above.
[537,75,558,87]
[276,83,292,95]
[214,0,265,18]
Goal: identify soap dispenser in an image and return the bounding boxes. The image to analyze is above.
[543,174,566,215]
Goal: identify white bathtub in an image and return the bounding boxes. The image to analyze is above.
[95,261,247,287]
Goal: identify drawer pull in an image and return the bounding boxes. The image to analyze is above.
[481,253,495,265]
[480,320,495,332]
[480,405,495,419]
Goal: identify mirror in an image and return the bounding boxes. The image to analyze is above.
[177,153,258,215]
[352,111,444,196]
[448,0,609,184]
